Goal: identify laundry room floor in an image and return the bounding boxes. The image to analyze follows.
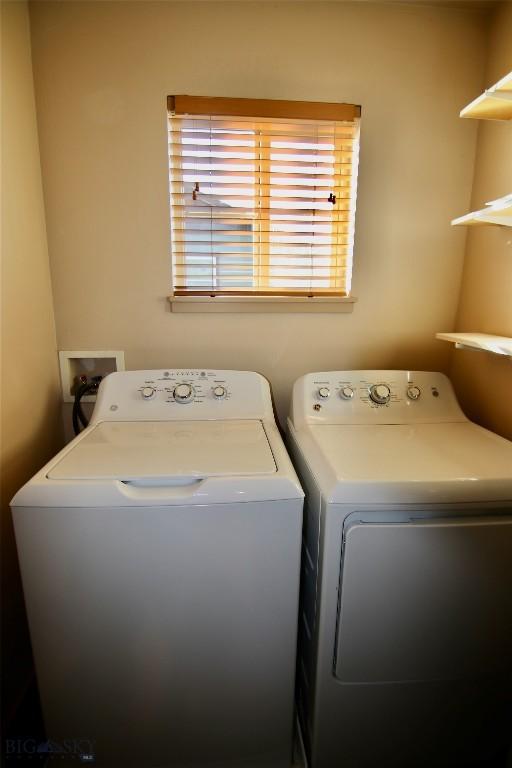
[6,684,510,768]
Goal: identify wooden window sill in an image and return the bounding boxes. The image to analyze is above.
[168,295,357,314]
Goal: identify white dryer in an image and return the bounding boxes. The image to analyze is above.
[287,371,512,768]
[12,369,303,768]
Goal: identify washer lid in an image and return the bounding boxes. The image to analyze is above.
[308,422,512,503]
[48,420,276,481]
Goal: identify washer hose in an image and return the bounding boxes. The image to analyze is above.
[72,379,101,435]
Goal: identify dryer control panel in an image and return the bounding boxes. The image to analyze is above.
[91,370,275,423]
[290,371,466,428]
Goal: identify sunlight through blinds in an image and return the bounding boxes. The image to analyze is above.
[168,96,361,297]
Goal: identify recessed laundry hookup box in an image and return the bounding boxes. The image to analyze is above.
[59,350,125,402]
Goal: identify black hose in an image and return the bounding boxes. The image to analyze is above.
[77,399,89,429]
[72,381,100,435]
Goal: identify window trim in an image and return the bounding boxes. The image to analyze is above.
[167,294,357,314]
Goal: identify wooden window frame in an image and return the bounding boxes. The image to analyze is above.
[168,95,360,313]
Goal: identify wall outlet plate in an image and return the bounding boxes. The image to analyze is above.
[59,350,125,402]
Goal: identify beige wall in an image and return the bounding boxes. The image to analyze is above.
[450,1,512,439]
[1,0,62,720]
[29,1,488,422]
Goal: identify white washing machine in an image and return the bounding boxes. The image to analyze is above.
[287,371,512,768]
[12,369,303,768]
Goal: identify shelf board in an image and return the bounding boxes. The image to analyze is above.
[436,332,512,358]
[460,70,512,120]
[451,193,512,227]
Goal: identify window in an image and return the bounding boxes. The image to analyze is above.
[168,96,360,304]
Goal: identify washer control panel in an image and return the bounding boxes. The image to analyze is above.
[91,369,274,423]
[135,371,232,406]
[291,370,465,428]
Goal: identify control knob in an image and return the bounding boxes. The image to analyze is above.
[173,383,194,403]
[212,385,227,399]
[407,385,421,401]
[369,383,391,405]
[318,387,330,399]
[141,386,156,400]
[340,386,354,400]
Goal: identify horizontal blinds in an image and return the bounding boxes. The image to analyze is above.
[168,99,360,297]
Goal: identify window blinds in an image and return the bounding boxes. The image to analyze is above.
[168,96,361,297]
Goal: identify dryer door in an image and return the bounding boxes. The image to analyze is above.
[334,515,512,683]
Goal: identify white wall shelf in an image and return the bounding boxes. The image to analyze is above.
[436,333,512,358]
[451,194,512,228]
[460,70,512,121]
